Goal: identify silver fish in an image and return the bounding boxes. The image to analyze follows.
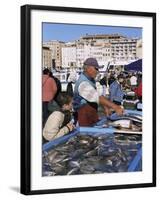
[67,168,79,175]
[105,160,113,166]
[109,119,132,129]
[124,113,142,121]
[80,164,95,174]
[47,152,68,164]
[42,171,56,176]
[85,149,97,157]
[51,163,66,175]
[68,161,80,168]
[42,133,142,176]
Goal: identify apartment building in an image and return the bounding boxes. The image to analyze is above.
[44,34,142,70]
[42,46,52,69]
[111,38,137,62]
[136,39,142,59]
[77,34,139,66]
[62,42,76,69]
[43,40,65,69]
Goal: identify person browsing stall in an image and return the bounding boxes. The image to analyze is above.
[42,68,57,126]
[43,92,75,142]
[109,74,126,105]
[73,57,124,126]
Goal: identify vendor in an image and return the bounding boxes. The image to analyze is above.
[73,57,124,126]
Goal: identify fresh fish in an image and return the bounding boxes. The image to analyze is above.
[107,113,142,134]
[68,161,80,168]
[85,156,102,163]
[67,168,79,175]
[78,135,94,144]
[80,163,95,174]
[47,151,59,163]
[51,163,66,175]
[105,159,113,166]
[109,119,132,129]
[42,171,56,176]
[109,113,142,124]
[116,162,129,172]
[69,149,87,159]
[115,160,122,167]
[85,149,97,157]
[49,154,67,164]
[42,133,142,176]
[124,113,142,121]
[123,117,142,124]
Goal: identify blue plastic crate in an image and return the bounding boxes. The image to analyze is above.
[43,109,142,172]
[43,128,142,172]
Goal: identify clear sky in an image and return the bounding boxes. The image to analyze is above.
[43,23,142,42]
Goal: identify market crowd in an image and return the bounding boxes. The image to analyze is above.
[42,58,142,143]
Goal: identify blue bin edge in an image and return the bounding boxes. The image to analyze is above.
[42,109,142,172]
[128,147,142,172]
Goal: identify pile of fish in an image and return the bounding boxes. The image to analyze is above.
[42,133,142,176]
[107,113,142,133]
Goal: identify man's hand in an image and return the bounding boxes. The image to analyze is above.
[114,105,124,116]
[104,106,112,116]
[99,95,124,116]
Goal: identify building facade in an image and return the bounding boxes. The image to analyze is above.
[74,34,139,69]
[62,42,76,69]
[43,40,65,69]
[136,39,142,59]
[43,34,142,70]
[42,46,52,69]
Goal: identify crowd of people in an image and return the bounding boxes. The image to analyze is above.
[42,58,142,143]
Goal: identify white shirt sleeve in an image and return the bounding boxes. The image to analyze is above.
[78,81,99,104]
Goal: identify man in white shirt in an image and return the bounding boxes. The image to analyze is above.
[130,73,137,87]
[73,57,124,126]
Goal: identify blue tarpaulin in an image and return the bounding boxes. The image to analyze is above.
[125,59,142,72]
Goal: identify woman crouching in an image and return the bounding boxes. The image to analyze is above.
[43,92,75,143]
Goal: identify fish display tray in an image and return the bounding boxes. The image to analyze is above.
[42,110,142,175]
[43,128,142,175]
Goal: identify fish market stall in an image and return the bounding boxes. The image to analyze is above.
[42,110,142,176]
[123,92,142,110]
